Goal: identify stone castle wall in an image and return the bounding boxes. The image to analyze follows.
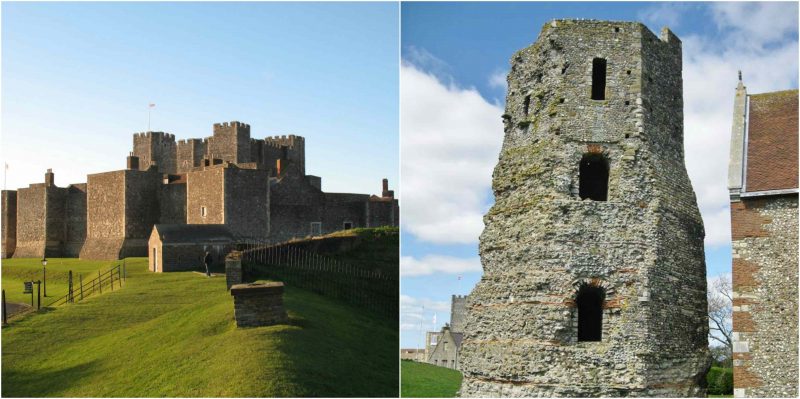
[1,190,17,258]
[208,122,251,165]
[64,184,87,257]
[5,122,396,260]
[223,167,270,239]
[133,132,177,174]
[186,167,226,226]
[459,20,708,397]
[731,195,799,398]
[159,182,187,224]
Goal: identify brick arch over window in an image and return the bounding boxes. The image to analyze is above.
[579,153,609,201]
[576,283,606,342]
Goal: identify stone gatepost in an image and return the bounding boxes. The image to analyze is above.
[230,282,288,327]
[225,251,242,290]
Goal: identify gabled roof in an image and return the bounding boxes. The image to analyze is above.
[745,89,799,192]
[152,224,235,244]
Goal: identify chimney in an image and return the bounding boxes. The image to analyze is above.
[127,152,140,170]
[382,178,394,198]
[44,168,54,186]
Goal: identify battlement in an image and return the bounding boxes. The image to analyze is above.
[134,131,176,141]
[213,121,250,130]
[177,138,205,146]
[452,295,467,300]
[264,135,304,149]
[543,19,680,48]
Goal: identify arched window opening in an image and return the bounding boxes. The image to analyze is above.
[591,58,607,100]
[579,154,609,201]
[577,285,605,342]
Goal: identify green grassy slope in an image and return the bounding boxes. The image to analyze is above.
[1,258,118,304]
[324,227,399,276]
[2,258,397,397]
[401,360,462,398]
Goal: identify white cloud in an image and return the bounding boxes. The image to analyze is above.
[638,2,692,30]
[400,294,450,333]
[711,2,799,49]
[400,63,504,245]
[488,69,508,91]
[402,255,482,277]
[678,2,798,247]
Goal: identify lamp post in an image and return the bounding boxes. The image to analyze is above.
[41,257,47,297]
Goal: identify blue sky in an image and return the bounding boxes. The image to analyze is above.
[400,2,798,348]
[1,2,398,196]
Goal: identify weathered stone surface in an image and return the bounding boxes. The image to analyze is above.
[459,19,710,397]
[731,196,798,398]
[230,282,288,327]
[226,252,243,289]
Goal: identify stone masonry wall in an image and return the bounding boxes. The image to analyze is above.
[81,171,126,259]
[230,282,288,327]
[223,167,270,240]
[159,183,187,224]
[450,295,467,333]
[186,167,225,226]
[459,20,708,397]
[208,122,251,164]
[731,195,798,398]
[14,184,47,258]
[1,190,17,258]
[64,184,87,257]
[133,132,177,174]
[122,170,161,257]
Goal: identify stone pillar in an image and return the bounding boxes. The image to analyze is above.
[225,251,242,290]
[230,282,288,327]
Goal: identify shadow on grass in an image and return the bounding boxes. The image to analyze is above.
[266,287,399,397]
[1,360,101,397]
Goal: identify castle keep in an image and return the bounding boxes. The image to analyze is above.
[1,121,398,260]
[459,20,709,396]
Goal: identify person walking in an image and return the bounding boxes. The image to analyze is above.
[203,251,212,277]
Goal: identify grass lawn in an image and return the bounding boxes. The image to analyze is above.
[1,258,120,305]
[401,360,462,398]
[2,258,398,397]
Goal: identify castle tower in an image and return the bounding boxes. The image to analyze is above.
[264,135,306,178]
[459,20,709,397]
[208,121,252,165]
[450,295,467,334]
[132,131,177,174]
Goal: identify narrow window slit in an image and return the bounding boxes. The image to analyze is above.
[591,58,607,100]
[523,95,531,115]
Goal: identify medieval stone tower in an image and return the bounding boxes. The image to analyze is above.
[459,20,710,397]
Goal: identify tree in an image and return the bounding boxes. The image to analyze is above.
[708,275,733,362]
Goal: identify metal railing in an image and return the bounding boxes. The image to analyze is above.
[240,241,397,319]
[2,263,126,325]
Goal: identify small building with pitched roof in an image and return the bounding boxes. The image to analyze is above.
[148,224,235,272]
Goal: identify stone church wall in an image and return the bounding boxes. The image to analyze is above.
[731,195,799,398]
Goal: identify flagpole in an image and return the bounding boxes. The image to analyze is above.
[148,106,151,132]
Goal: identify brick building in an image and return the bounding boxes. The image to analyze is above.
[1,121,398,261]
[727,75,798,398]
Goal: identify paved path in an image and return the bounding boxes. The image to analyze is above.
[4,302,32,317]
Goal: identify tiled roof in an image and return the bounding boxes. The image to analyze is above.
[745,90,799,192]
[153,224,235,244]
